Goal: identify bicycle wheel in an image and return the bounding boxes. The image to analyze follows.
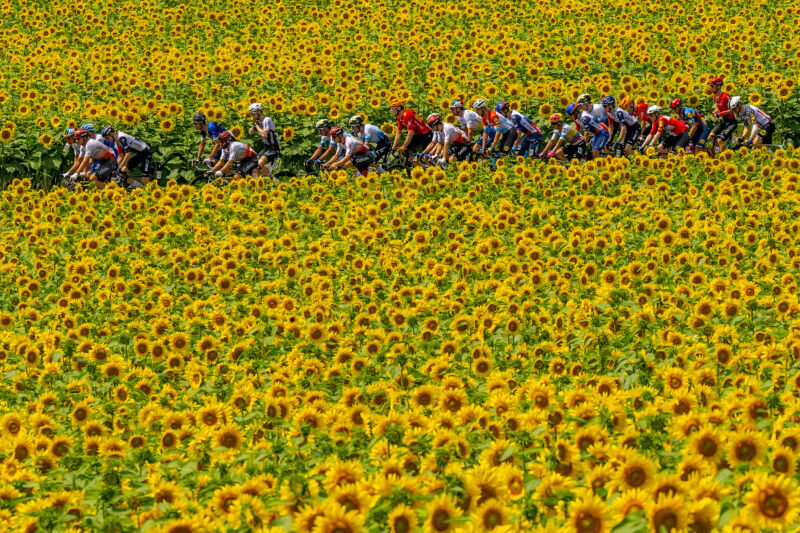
[274,170,296,179]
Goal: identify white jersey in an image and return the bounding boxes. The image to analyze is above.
[68,143,81,156]
[611,106,639,127]
[117,132,148,153]
[434,123,469,145]
[457,109,482,131]
[255,116,279,148]
[551,123,583,145]
[590,104,608,125]
[84,138,116,160]
[336,133,369,157]
[224,141,257,162]
[358,124,390,144]
[737,105,771,128]
[319,134,335,148]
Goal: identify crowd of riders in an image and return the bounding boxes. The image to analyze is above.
[59,76,780,188]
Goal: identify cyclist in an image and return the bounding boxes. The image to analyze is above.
[622,98,652,143]
[72,128,119,188]
[602,96,640,156]
[206,131,260,181]
[640,105,689,157]
[578,94,609,128]
[192,112,232,168]
[729,96,775,149]
[389,98,434,155]
[449,99,482,141]
[248,103,280,178]
[539,113,588,162]
[61,127,83,182]
[567,103,610,158]
[100,125,151,186]
[472,99,515,154]
[707,77,737,154]
[306,119,338,169]
[349,115,389,172]
[325,126,375,175]
[423,113,471,165]
[495,101,542,157]
[670,98,709,154]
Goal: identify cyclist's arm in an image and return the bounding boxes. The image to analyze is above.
[333,155,352,169]
[320,145,336,161]
[740,123,750,141]
[422,138,437,154]
[309,146,324,161]
[442,141,450,160]
[209,158,226,173]
[392,126,402,151]
[467,126,474,140]
[197,138,206,160]
[540,138,555,154]
[687,122,697,140]
[402,130,415,151]
[618,124,628,143]
[208,140,222,160]
[513,130,523,150]
[217,159,234,175]
[480,129,488,150]
[120,151,133,169]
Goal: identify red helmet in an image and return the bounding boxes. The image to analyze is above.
[329,126,343,137]
[426,113,442,127]
[74,128,89,139]
[670,98,682,109]
[217,131,234,144]
[709,77,724,86]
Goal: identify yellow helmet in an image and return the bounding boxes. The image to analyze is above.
[389,97,404,108]
[620,97,634,108]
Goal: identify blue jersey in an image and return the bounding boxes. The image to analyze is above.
[201,122,232,141]
[358,124,390,145]
[678,107,706,126]
[577,111,609,135]
[510,110,541,136]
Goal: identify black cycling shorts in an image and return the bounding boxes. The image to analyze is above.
[756,122,775,144]
[450,142,472,161]
[350,151,374,172]
[127,149,152,176]
[623,123,641,145]
[258,149,280,164]
[407,130,434,153]
[372,139,391,161]
[236,155,259,177]
[94,158,118,182]
[711,118,738,142]
[496,130,516,153]
[564,142,588,160]
[662,130,689,150]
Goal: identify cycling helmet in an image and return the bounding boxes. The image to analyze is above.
[389,98,404,108]
[449,99,464,109]
[316,118,331,130]
[670,97,682,109]
[709,77,724,86]
[80,123,95,132]
[472,99,487,110]
[729,96,741,108]
[248,103,263,114]
[217,131,234,144]
[101,125,114,137]
[192,112,206,124]
[495,101,510,112]
[577,93,591,104]
[74,129,89,139]
[566,103,579,116]
[348,115,364,128]
[64,127,76,138]
[426,113,443,127]
[550,113,562,124]
[647,105,662,115]
[620,97,634,108]
[601,96,615,105]
[329,126,344,137]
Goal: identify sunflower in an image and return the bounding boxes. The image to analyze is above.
[648,493,688,533]
[614,454,657,492]
[313,503,364,533]
[425,493,458,533]
[160,118,174,132]
[568,491,612,533]
[728,430,767,465]
[215,424,243,450]
[388,504,417,533]
[283,127,295,142]
[743,474,800,529]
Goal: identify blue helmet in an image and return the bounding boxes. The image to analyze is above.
[495,101,510,112]
[80,123,95,132]
[64,127,76,138]
[601,96,615,105]
[101,125,114,137]
[192,112,206,124]
[566,103,578,115]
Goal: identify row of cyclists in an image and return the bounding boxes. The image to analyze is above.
[59,77,777,187]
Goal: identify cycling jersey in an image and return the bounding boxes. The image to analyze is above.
[713,92,735,119]
[255,116,280,149]
[224,142,257,162]
[611,106,639,127]
[85,138,116,161]
[552,123,583,145]
[434,123,469,145]
[651,116,687,136]
[509,110,541,136]
[319,134,336,148]
[358,124,390,145]
[678,107,706,126]
[736,104,771,128]
[200,122,230,141]
[117,132,149,153]
[589,104,608,125]
[336,133,370,157]
[577,111,609,135]
[635,103,652,129]
[494,112,514,133]
[457,110,482,132]
[396,109,431,135]
[70,142,81,156]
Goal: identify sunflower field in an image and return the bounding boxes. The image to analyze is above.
[0,0,800,185]
[2,149,800,531]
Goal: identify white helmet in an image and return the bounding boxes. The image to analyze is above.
[647,105,662,115]
[729,96,741,109]
[472,99,487,110]
[249,102,263,114]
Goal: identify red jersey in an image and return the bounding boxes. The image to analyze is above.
[396,109,431,135]
[481,109,500,128]
[636,103,653,129]
[713,92,735,119]
[651,116,687,136]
